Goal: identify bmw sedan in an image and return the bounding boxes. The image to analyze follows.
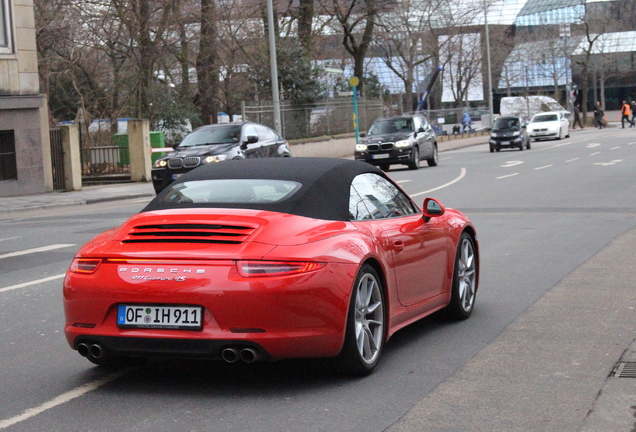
[64,158,478,376]
[527,111,570,141]
[151,122,291,194]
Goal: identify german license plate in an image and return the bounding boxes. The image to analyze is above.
[501,141,510,145]
[117,305,203,330]
[372,154,389,159]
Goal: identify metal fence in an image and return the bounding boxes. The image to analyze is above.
[78,126,130,181]
[49,128,64,191]
[242,98,384,140]
[0,130,17,181]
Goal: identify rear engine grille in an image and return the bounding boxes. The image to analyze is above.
[122,223,256,244]
[183,157,200,168]
[168,159,183,169]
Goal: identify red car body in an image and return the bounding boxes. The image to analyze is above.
[64,158,478,375]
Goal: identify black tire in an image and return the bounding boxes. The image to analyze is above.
[526,139,531,150]
[444,233,478,320]
[407,147,420,170]
[490,146,494,153]
[379,164,390,172]
[335,264,385,376]
[426,144,438,167]
[519,141,524,151]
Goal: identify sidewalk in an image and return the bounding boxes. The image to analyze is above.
[0,134,489,214]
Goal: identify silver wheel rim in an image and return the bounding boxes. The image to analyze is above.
[354,273,384,364]
[414,148,420,167]
[457,237,477,312]
[433,146,438,163]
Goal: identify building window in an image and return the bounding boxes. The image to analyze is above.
[0,130,17,181]
[0,0,12,54]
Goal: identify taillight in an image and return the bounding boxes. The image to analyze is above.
[69,258,102,274]
[236,261,325,277]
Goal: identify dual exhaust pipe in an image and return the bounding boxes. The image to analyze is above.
[77,342,104,359]
[77,342,261,363]
[221,347,261,363]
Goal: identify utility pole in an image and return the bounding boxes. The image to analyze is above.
[266,0,282,134]
[483,0,494,128]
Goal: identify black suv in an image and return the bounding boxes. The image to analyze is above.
[152,122,291,193]
[489,116,530,152]
[354,114,438,170]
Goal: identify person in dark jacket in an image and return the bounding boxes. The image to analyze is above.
[594,101,605,129]
[572,104,584,129]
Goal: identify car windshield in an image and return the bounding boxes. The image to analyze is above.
[160,179,302,204]
[178,125,242,147]
[368,118,413,135]
[492,118,520,131]
[532,114,558,122]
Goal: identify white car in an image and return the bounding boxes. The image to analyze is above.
[527,111,570,141]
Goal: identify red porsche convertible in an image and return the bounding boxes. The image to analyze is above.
[64,158,479,375]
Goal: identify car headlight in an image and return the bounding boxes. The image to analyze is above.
[153,159,167,168]
[356,144,368,151]
[395,140,411,148]
[512,131,521,136]
[203,155,227,163]
[491,133,498,137]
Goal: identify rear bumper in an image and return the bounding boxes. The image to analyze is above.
[64,262,356,360]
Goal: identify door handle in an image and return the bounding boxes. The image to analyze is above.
[393,240,405,252]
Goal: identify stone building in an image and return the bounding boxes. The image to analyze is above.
[0,0,51,197]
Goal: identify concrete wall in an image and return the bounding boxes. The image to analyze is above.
[290,136,356,159]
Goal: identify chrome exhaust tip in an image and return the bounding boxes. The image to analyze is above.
[221,348,240,363]
[77,343,89,357]
[89,344,104,359]
[240,348,260,363]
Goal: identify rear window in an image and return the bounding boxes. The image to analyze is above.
[161,179,302,204]
[532,114,558,122]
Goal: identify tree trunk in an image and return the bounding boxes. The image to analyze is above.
[196,0,219,125]
[297,0,314,57]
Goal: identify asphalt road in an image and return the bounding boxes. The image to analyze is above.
[0,127,635,431]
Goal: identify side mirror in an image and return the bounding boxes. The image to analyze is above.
[246,135,258,144]
[360,132,366,138]
[172,143,180,149]
[423,198,445,221]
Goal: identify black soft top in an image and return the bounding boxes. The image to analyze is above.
[142,158,387,221]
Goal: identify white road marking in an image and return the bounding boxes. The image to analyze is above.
[496,173,519,180]
[628,142,636,146]
[411,168,466,197]
[590,152,601,156]
[565,158,579,163]
[396,180,412,184]
[610,146,621,150]
[534,165,553,170]
[0,274,66,293]
[586,143,601,148]
[0,237,19,242]
[0,244,76,260]
[0,370,130,430]
[594,160,623,166]
[501,161,523,168]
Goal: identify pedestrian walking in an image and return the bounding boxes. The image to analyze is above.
[631,100,636,126]
[594,101,605,129]
[620,100,634,128]
[572,104,584,129]
[461,113,473,133]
